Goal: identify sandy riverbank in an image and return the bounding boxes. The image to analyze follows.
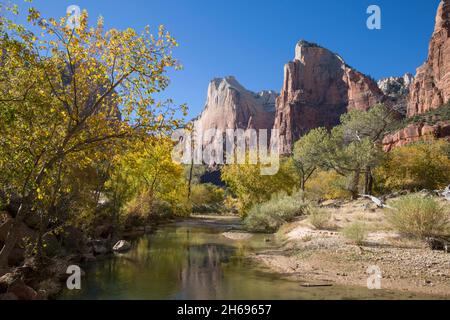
[250,198,450,298]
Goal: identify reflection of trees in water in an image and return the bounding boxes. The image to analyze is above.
[62,227,237,299]
[179,243,234,299]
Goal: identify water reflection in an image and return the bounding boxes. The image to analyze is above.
[60,223,435,300]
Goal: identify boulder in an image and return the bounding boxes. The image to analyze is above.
[91,239,109,256]
[8,247,25,266]
[0,292,18,300]
[442,185,450,201]
[36,279,62,300]
[426,237,450,253]
[7,280,38,300]
[112,240,131,253]
[62,226,87,254]
[0,272,16,293]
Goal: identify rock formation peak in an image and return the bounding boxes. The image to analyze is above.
[273,42,384,154]
[191,76,278,147]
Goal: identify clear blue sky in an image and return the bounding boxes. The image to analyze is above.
[25,0,441,119]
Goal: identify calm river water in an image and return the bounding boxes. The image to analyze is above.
[60,217,432,300]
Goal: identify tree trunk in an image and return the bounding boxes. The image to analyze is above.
[350,169,361,200]
[187,158,194,200]
[364,166,374,195]
[0,203,26,268]
[35,210,46,267]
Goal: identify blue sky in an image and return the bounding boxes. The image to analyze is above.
[25,0,441,119]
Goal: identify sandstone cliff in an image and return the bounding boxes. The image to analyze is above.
[191,76,277,148]
[408,0,450,116]
[273,41,384,154]
[383,0,450,150]
[383,121,450,151]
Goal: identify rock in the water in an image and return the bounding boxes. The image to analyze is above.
[112,240,131,253]
[273,40,384,154]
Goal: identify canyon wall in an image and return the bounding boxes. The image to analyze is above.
[273,41,384,154]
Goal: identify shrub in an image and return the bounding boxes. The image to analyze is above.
[244,192,308,233]
[386,194,450,238]
[342,221,368,245]
[190,183,225,213]
[375,140,450,192]
[307,207,332,230]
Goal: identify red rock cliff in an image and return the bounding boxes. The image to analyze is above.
[408,0,450,116]
[273,41,384,154]
[384,1,450,151]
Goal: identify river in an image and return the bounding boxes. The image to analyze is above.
[59,216,431,300]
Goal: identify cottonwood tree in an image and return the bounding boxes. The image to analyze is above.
[295,104,395,199]
[292,131,322,191]
[0,5,185,269]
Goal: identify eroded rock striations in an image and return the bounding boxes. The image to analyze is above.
[273,41,384,154]
[383,121,450,151]
[383,0,450,150]
[409,0,450,117]
[191,76,277,150]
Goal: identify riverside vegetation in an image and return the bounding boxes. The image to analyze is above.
[1,0,450,300]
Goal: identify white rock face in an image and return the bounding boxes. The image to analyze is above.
[377,73,414,115]
[188,77,278,156]
[193,76,277,133]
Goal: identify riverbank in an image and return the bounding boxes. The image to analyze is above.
[250,197,450,298]
[0,214,179,300]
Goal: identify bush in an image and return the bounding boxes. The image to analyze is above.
[190,183,225,213]
[375,140,450,192]
[244,192,308,233]
[307,207,332,230]
[342,222,368,245]
[386,194,450,238]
